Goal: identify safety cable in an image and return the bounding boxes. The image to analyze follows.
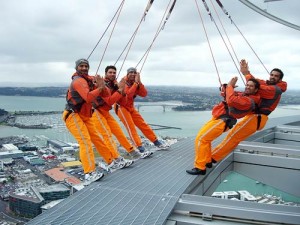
[208,0,245,85]
[137,0,176,73]
[95,0,125,74]
[115,0,155,78]
[87,0,125,60]
[215,0,269,75]
[208,0,240,71]
[201,0,245,86]
[195,0,222,86]
[114,0,155,68]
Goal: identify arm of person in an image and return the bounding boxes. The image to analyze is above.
[103,90,123,106]
[72,78,101,103]
[240,59,266,84]
[226,85,256,110]
[258,81,286,99]
[134,72,147,97]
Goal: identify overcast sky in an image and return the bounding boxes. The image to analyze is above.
[1,0,299,89]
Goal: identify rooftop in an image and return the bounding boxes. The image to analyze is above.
[26,115,300,225]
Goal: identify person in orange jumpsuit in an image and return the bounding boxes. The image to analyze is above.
[92,65,152,159]
[211,59,287,163]
[62,59,128,184]
[115,67,168,152]
[186,77,260,175]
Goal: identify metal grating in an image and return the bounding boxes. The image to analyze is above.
[26,115,300,225]
[27,137,198,225]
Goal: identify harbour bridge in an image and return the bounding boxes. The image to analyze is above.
[135,103,181,112]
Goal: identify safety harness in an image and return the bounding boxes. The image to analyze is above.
[216,84,237,131]
[64,75,94,121]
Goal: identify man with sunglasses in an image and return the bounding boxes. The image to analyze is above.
[211,59,287,163]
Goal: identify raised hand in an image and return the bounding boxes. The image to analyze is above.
[135,72,141,84]
[240,59,250,75]
[118,78,126,94]
[228,77,238,88]
[94,75,105,90]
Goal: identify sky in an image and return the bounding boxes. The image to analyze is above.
[1,0,299,89]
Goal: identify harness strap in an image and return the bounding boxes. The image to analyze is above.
[217,114,237,132]
[115,103,120,115]
[256,114,262,130]
[64,110,73,122]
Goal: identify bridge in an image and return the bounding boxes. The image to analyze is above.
[135,103,181,112]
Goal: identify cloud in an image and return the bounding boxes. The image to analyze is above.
[0,0,299,89]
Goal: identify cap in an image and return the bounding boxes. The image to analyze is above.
[127,67,137,73]
[75,58,89,69]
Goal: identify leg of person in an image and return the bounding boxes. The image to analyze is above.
[102,110,153,159]
[92,110,118,152]
[100,109,135,152]
[131,108,157,142]
[85,116,134,170]
[84,115,116,164]
[212,114,268,162]
[117,106,144,151]
[186,118,226,175]
[63,111,104,184]
[130,108,169,149]
[64,111,96,174]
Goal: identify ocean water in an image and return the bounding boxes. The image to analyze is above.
[0,95,300,140]
[1,96,299,203]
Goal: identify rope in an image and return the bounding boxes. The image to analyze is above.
[136,0,176,73]
[209,0,239,68]
[201,0,245,85]
[208,0,246,85]
[95,0,125,74]
[215,0,269,75]
[195,0,222,86]
[87,0,125,60]
[115,0,155,78]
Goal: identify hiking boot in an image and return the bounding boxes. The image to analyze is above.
[153,140,169,149]
[129,150,153,159]
[137,146,146,153]
[117,157,134,168]
[140,151,153,159]
[108,159,126,170]
[186,168,206,175]
[129,150,142,159]
[84,171,104,185]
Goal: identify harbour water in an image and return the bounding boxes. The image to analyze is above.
[1,95,300,140]
[0,95,300,204]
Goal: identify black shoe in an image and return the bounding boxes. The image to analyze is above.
[206,158,217,168]
[186,168,206,175]
[206,162,213,168]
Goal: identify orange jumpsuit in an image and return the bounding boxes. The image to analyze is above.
[92,79,136,153]
[62,73,115,174]
[115,77,157,147]
[212,74,287,161]
[194,85,260,170]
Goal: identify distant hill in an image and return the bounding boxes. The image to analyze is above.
[0,87,67,97]
[0,86,299,106]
